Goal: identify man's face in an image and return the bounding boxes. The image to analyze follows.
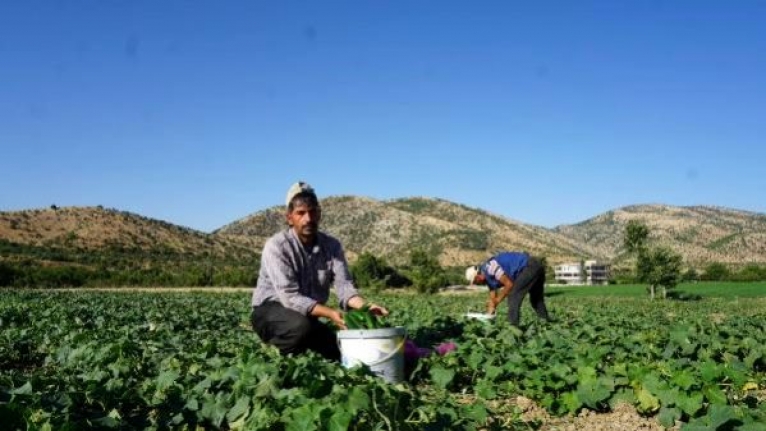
[287,200,321,244]
[475,273,487,284]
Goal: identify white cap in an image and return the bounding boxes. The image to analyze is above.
[465,265,479,285]
[285,181,315,207]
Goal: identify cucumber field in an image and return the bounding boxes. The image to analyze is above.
[2,283,765,430]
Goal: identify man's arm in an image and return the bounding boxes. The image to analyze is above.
[487,290,498,314]
[493,274,514,306]
[310,303,346,329]
[326,239,361,309]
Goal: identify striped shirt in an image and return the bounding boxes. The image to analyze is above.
[480,252,529,290]
[251,228,360,315]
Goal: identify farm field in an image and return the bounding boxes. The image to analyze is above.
[546,282,766,299]
[2,286,766,430]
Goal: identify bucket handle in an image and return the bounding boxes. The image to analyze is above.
[364,338,406,367]
[337,336,407,368]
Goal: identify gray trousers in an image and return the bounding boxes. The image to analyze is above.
[507,257,550,326]
[251,301,341,361]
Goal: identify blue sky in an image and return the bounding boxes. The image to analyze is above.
[1,1,764,232]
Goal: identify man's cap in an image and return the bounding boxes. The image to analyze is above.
[285,181,316,207]
[465,265,479,285]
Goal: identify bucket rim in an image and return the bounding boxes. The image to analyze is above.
[337,326,407,339]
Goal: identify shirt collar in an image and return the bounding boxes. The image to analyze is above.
[287,228,321,255]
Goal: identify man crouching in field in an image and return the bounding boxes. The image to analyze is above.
[250,181,389,360]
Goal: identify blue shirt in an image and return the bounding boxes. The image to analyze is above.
[480,252,529,290]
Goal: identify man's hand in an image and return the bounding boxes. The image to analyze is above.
[367,303,389,317]
[329,310,347,330]
[486,298,496,315]
[347,296,390,317]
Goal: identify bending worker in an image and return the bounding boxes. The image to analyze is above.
[466,251,551,327]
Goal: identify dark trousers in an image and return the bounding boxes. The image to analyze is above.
[507,257,551,326]
[251,302,341,361]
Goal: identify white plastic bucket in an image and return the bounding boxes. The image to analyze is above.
[337,326,406,383]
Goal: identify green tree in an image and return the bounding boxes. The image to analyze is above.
[0,262,17,286]
[624,220,650,254]
[407,249,448,294]
[624,221,683,300]
[540,256,556,282]
[350,252,389,292]
[682,267,699,282]
[636,247,683,299]
[702,262,731,281]
[735,264,766,282]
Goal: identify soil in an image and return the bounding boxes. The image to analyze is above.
[513,396,679,431]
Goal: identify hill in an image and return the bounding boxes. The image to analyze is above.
[0,206,257,261]
[553,204,766,267]
[2,201,765,286]
[0,206,260,287]
[215,196,602,266]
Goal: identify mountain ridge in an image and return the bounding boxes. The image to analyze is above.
[2,199,765,269]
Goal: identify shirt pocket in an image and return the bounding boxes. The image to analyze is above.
[316,269,334,287]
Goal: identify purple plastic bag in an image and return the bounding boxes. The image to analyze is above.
[404,340,457,361]
[404,339,432,360]
[434,341,457,356]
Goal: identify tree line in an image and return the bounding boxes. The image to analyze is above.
[0,261,258,288]
[2,228,764,289]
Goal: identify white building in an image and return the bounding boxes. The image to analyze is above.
[554,260,611,285]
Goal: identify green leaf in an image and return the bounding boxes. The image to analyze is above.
[485,364,502,379]
[703,385,728,406]
[738,423,766,431]
[327,409,353,431]
[185,397,199,411]
[656,387,681,407]
[430,366,455,389]
[226,396,250,424]
[608,388,636,410]
[707,404,738,430]
[699,361,721,383]
[437,406,458,421]
[467,350,483,369]
[155,370,180,391]
[671,370,696,391]
[90,414,120,428]
[676,392,704,416]
[200,395,228,428]
[561,391,581,414]
[10,382,32,396]
[640,372,666,394]
[462,403,489,424]
[347,386,370,413]
[577,366,598,379]
[658,407,682,428]
[474,379,497,400]
[286,404,318,431]
[576,379,612,409]
[635,387,660,414]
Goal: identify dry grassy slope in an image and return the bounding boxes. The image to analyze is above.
[386,197,601,264]
[5,202,763,270]
[553,204,766,266]
[0,206,257,261]
[215,196,601,266]
[213,197,444,264]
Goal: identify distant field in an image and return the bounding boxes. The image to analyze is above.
[546,281,766,299]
